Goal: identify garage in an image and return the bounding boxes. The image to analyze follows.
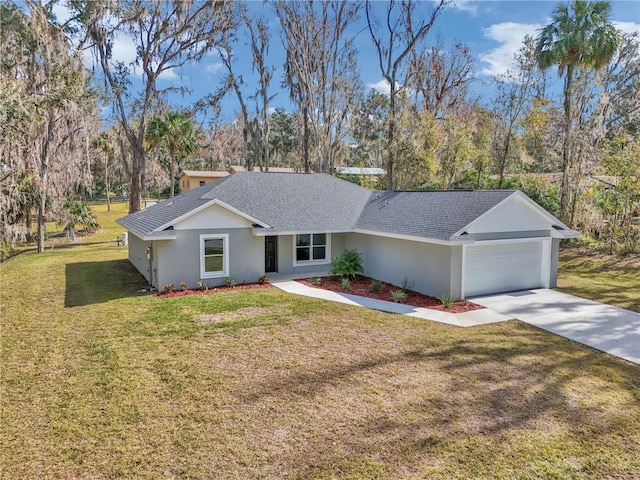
[463,239,550,297]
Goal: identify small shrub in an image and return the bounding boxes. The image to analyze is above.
[439,294,457,309]
[180,282,189,290]
[224,278,236,288]
[163,284,175,293]
[341,278,351,291]
[258,275,269,285]
[308,277,323,286]
[369,279,382,293]
[197,280,208,290]
[391,289,408,303]
[329,249,363,280]
[401,276,415,293]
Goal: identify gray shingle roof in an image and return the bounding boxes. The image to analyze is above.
[355,190,515,240]
[198,172,372,232]
[117,180,219,236]
[117,172,372,236]
[117,173,517,242]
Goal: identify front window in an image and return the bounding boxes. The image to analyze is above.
[200,234,229,278]
[294,233,330,265]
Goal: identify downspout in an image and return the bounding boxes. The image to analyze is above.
[146,241,154,289]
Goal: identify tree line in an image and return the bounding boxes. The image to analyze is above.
[1,0,638,256]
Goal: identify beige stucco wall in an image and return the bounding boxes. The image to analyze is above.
[153,227,264,289]
[344,233,462,298]
[128,233,151,284]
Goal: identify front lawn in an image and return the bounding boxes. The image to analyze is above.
[558,247,640,313]
[1,223,639,479]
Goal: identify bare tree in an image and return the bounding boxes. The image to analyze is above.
[217,9,275,172]
[71,0,237,213]
[275,0,362,173]
[365,0,450,189]
[598,33,640,136]
[409,38,475,120]
[247,15,275,172]
[490,37,540,188]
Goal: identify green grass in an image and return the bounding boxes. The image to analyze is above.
[558,247,640,312]
[2,211,639,479]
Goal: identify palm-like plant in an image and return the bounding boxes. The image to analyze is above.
[535,0,619,222]
[62,199,99,241]
[93,132,115,211]
[146,112,199,201]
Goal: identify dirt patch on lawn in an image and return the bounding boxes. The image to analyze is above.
[297,275,483,313]
[196,306,289,324]
[158,283,273,298]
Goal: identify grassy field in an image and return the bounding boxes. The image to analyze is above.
[1,206,639,479]
[558,247,640,313]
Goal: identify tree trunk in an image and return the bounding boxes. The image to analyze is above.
[497,134,511,189]
[169,151,176,201]
[129,143,144,214]
[105,156,111,212]
[387,89,396,191]
[302,107,310,173]
[559,65,574,223]
[37,192,45,253]
[129,155,143,213]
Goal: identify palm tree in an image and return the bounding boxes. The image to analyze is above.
[146,112,199,201]
[536,0,619,223]
[93,132,115,212]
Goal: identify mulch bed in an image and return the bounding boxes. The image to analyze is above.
[157,282,273,298]
[297,275,483,314]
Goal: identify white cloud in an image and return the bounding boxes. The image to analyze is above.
[479,22,542,76]
[111,33,138,67]
[367,79,391,95]
[110,33,179,81]
[204,62,224,75]
[51,2,73,24]
[452,0,478,15]
[157,69,179,81]
[613,21,640,36]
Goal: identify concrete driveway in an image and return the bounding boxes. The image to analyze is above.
[472,289,640,365]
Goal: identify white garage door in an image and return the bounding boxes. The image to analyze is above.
[464,240,548,297]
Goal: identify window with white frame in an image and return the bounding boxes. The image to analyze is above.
[200,234,229,278]
[294,233,330,265]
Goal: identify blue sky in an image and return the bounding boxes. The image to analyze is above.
[55,1,640,124]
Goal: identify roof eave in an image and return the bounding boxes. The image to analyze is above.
[552,229,581,239]
[353,228,474,245]
[252,227,354,237]
[117,222,178,241]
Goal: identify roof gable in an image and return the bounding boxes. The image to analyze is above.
[456,191,576,239]
[173,202,264,230]
[355,190,515,241]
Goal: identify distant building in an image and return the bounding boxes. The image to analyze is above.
[180,165,297,193]
[180,170,229,192]
[336,167,385,176]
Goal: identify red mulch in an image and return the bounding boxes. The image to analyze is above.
[297,275,483,314]
[157,282,273,298]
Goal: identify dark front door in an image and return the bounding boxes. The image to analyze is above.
[265,236,278,273]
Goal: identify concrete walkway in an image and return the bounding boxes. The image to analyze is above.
[472,289,640,365]
[271,279,512,328]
